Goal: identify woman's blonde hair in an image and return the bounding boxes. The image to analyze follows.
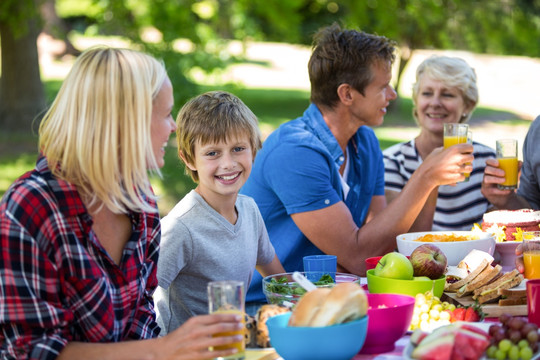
[412,55,478,123]
[39,46,167,214]
[176,91,261,182]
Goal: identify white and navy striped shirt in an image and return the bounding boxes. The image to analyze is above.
[383,139,496,230]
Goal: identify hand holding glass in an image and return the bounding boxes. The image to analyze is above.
[523,231,540,280]
[207,281,246,360]
[496,139,518,190]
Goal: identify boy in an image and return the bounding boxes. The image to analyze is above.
[155,91,285,334]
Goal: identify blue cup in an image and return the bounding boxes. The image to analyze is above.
[303,255,337,282]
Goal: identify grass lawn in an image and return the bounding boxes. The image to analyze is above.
[0,80,529,215]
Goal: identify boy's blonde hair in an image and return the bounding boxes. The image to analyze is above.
[412,55,478,123]
[176,91,261,182]
[39,46,167,214]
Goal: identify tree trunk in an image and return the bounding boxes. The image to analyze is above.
[0,11,46,132]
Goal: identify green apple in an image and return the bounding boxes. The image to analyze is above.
[374,252,414,280]
[413,276,431,281]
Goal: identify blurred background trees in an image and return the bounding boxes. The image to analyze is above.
[1,0,539,131]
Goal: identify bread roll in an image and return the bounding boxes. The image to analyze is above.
[288,282,367,327]
[310,282,368,327]
[287,288,331,327]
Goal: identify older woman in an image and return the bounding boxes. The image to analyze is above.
[0,46,243,360]
[384,55,495,231]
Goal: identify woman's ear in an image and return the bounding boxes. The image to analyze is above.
[179,150,196,171]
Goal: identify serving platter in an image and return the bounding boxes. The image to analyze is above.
[442,290,527,318]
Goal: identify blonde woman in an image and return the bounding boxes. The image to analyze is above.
[0,47,243,360]
[383,55,495,231]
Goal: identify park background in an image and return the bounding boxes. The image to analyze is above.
[1,0,539,215]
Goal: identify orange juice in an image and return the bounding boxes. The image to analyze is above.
[497,157,518,189]
[444,135,470,179]
[524,252,540,279]
[212,309,245,356]
[443,135,467,149]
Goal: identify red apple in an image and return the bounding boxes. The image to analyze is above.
[409,244,447,280]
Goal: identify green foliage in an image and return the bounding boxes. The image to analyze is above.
[0,0,42,38]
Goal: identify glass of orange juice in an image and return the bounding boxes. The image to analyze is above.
[523,231,540,280]
[443,123,470,182]
[496,139,518,190]
[207,280,245,359]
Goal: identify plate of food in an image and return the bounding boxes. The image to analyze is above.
[404,317,540,360]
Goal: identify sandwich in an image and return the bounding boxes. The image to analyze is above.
[455,264,502,298]
[445,258,492,292]
[497,287,527,306]
[472,269,524,304]
[288,282,368,327]
[445,249,495,291]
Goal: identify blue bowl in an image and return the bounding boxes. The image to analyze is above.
[266,312,368,360]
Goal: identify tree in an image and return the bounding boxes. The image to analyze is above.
[0,0,46,132]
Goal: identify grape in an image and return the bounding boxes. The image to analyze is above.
[527,329,539,344]
[508,329,522,344]
[508,317,526,331]
[520,346,534,360]
[508,344,520,360]
[486,345,498,358]
[490,324,502,336]
[519,339,530,348]
[408,291,454,331]
[499,338,512,352]
[521,323,537,337]
[500,313,512,325]
[494,348,506,360]
[493,327,506,343]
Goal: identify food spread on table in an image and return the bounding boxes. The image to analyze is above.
[255,213,540,360]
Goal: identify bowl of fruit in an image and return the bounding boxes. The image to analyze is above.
[360,293,415,354]
[366,251,446,298]
[397,231,496,266]
[486,313,539,360]
[262,272,361,306]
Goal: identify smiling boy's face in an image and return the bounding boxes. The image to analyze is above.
[185,133,253,206]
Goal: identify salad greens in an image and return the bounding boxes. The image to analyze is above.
[265,274,335,297]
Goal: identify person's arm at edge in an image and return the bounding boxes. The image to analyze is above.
[57,314,244,360]
[385,188,438,232]
[256,255,286,278]
[291,144,473,275]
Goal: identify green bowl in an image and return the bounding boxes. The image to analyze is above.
[366,269,445,298]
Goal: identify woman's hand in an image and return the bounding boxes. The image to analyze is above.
[159,313,244,360]
[515,243,524,274]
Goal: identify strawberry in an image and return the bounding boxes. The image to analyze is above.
[451,307,466,322]
[464,303,485,322]
[464,306,480,322]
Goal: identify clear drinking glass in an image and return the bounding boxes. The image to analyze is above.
[207,281,246,360]
[496,139,518,190]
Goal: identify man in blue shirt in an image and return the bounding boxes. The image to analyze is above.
[242,24,474,308]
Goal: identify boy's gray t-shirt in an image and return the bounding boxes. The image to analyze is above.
[155,190,276,335]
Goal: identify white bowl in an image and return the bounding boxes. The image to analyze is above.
[396,231,496,266]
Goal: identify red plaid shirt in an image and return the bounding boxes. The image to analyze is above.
[0,156,161,360]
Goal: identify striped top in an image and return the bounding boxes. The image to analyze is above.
[383,139,496,230]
